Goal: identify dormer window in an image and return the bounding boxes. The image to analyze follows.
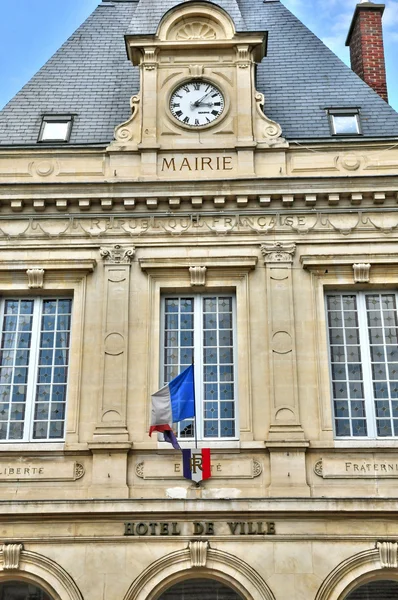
[38,115,73,143]
[327,108,361,136]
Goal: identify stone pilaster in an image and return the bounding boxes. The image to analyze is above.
[94,245,135,442]
[262,242,304,439]
[262,242,309,496]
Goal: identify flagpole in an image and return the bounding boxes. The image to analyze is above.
[192,360,198,449]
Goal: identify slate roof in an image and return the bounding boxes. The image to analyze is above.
[126,0,247,34]
[1,0,398,146]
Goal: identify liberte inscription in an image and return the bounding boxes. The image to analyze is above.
[0,460,84,481]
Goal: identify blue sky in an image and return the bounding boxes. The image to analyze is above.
[0,0,397,111]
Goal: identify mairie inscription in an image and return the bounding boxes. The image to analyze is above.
[160,154,234,174]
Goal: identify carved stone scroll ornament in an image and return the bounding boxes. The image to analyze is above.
[2,544,23,570]
[100,245,135,264]
[189,540,209,568]
[261,242,296,264]
[26,268,45,289]
[189,266,207,286]
[114,95,141,143]
[254,92,288,147]
[377,541,398,568]
[353,263,371,283]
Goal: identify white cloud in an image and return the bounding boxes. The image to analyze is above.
[383,1,398,27]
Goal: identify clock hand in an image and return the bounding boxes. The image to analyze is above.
[194,102,214,108]
[190,101,214,109]
[194,91,212,107]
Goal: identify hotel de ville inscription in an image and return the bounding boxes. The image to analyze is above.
[124,521,276,537]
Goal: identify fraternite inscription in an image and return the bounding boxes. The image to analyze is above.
[315,456,398,479]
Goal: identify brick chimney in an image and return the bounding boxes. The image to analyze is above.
[346,1,388,102]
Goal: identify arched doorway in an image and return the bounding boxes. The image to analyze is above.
[0,581,54,600]
[344,579,398,599]
[157,578,244,599]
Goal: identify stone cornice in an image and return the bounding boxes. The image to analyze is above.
[0,184,397,214]
[0,498,396,518]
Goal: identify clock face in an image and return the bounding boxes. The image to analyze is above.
[170,81,225,128]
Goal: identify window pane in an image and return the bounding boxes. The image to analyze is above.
[41,120,70,141]
[32,299,72,441]
[332,114,359,134]
[163,297,195,438]
[158,578,243,599]
[367,293,398,439]
[327,294,366,437]
[0,580,54,600]
[0,300,35,441]
[162,295,236,440]
[328,292,398,439]
[345,579,398,599]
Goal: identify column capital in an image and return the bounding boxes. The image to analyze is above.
[261,242,296,264]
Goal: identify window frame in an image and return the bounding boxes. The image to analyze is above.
[160,293,238,443]
[300,252,398,447]
[0,256,95,449]
[38,115,73,143]
[0,296,73,443]
[140,256,257,449]
[327,108,362,136]
[325,291,398,440]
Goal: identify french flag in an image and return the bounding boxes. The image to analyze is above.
[149,365,195,450]
[182,448,211,483]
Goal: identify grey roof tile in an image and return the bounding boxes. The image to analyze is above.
[0,2,138,146]
[1,0,398,145]
[126,0,247,34]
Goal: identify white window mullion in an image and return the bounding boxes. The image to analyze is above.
[194,296,203,440]
[232,294,239,439]
[25,300,42,441]
[357,293,376,438]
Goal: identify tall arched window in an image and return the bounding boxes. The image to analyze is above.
[345,580,398,599]
[158,578,244,599]
[0,581,54,600]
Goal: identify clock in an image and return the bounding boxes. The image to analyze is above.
[169,80,225,128]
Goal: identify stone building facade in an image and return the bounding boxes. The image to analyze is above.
[0,0,398,598]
